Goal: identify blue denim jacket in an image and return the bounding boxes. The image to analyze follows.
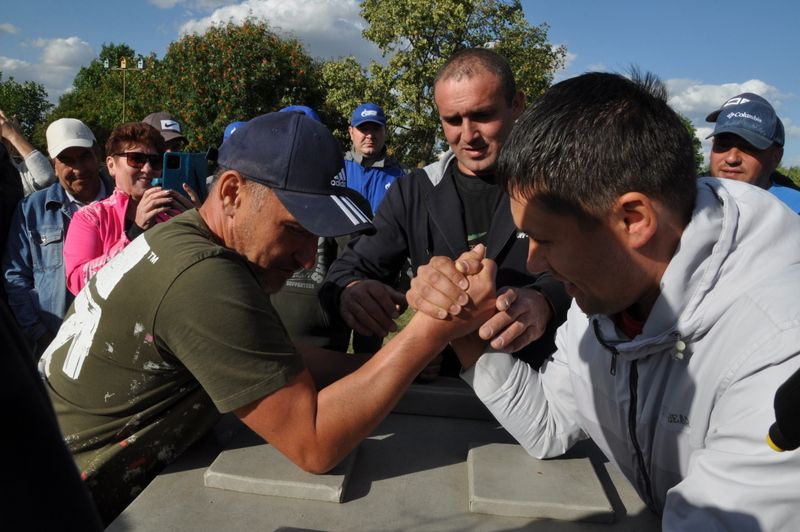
[2,181,107,348]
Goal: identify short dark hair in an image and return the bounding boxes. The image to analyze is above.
[434,48,517,105]
[105,122,166,157]
[498,71,697,223]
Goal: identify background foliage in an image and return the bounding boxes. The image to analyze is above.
[2,3,797,183]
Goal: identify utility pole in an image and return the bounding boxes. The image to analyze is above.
[104,57,145,122]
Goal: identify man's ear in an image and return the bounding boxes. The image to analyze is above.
[611,192,658,250]
[217,170,244,215]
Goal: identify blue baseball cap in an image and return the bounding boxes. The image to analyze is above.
[279,105,322,123]
[217,112,374,238]
[706,92,784,149]
[223,121,247,142]
[350,103,386,127]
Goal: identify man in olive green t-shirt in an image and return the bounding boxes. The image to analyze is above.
[41,111,498,524]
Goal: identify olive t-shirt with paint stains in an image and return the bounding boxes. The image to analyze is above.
[42,209,303,514]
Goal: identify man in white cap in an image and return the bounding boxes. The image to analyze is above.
[3,118,111,358]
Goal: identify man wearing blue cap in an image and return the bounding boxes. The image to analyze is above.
[344,102,405,214]
[707,92,800,213]
[40,111,497,524]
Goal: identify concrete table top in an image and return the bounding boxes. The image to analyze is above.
[108,379,661,532]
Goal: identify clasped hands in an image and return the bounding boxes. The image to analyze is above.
[340,244,552,361]
[407,244,553,360]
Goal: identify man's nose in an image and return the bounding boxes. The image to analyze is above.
[461,119,480,141]
[527,239,549,275]
[724,148,742,164]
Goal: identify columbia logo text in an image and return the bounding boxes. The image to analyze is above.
[726,111,762,123]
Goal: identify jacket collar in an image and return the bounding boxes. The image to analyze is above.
[426,156,518,259]
[43,172,112,212]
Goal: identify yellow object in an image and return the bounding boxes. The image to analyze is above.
[766,434,785,452]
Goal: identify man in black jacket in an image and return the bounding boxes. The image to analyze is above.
[322,48,570,376]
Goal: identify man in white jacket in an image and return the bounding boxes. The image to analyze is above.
[407,71,800,530]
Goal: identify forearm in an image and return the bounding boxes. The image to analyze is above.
[308,315,449,470]
[461,351,582,458]
[4,129,35,158]
[19,150,56,194]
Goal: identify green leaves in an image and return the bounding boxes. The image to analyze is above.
[46,21,324,154]
[0,73,53,145]
[323,0,566,166]
[13,4,566,164]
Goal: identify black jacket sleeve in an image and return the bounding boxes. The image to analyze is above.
[320,172,421,317]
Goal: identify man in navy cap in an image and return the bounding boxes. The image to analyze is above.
[40,111,497,524]
[344,102,405,214]
[707,92,800,213]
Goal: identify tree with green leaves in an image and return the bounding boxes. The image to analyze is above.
[778,166,800,187]
[49,22,325,153]
[678,115,705,174]
[0,73,53,142]
[46,43,153,149]
[322,0,566,166]
[156,20,325,150]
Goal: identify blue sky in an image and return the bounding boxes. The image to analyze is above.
[3,0,799,165]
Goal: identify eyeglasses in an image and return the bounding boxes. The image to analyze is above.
[114,152,163,170]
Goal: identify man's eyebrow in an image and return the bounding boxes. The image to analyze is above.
[440,105,497,121]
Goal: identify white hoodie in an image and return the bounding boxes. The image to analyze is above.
[462,177,800,531]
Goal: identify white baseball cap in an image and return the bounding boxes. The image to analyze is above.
[46,118,96,158]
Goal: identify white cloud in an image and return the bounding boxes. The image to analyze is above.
[666,78,786,123]
[0,23,20,35]
[1,37,95,101]
[148,0,239,8]
[178,0,381,63]
[783,117,800,139]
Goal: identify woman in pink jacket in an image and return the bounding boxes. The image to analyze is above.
[64,122,195,295]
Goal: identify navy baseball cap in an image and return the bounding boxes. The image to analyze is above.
[279,105,322,123]
[706,92,784,149]
[217,112,374,238]
[350,103,386,127]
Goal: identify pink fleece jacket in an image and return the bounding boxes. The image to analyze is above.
[64,188,171,295]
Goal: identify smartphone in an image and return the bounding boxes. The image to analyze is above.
[152,152,209,201]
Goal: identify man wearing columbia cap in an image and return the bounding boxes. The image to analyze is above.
[41,111,498,524]
[707,92,800,212]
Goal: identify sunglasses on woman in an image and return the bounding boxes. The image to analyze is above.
[114,151,163,170]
